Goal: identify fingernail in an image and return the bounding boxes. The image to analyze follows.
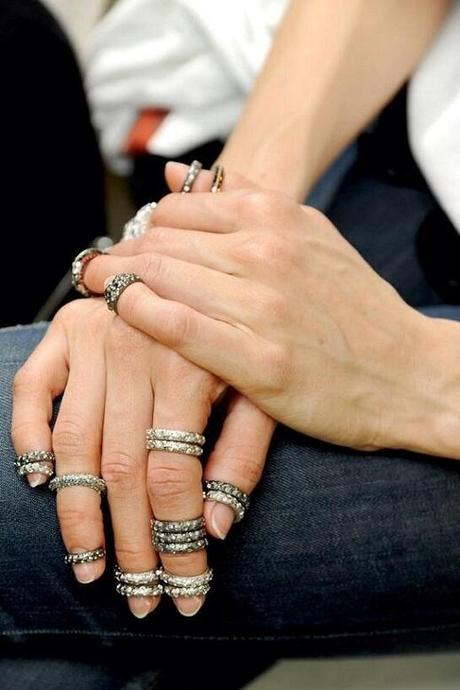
[73,562,99,584]
[27,472,48,488]
[104,275,116,289]
[210,503,235,540]
[128,596,156,619]
[175,596,204,617]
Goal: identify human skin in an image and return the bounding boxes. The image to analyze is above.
[11,0,451,618]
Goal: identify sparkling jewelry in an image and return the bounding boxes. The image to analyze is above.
[104,273,142,315]
[152,517,205,533]
[72,247,106,297]
[203,480,250,509]
[145,438,203,457]
[204,490,245,523]
[114,565,162,586]
[16,450,55,478]
[153,528,206,544]
[122,201,157,241]
[116,583,163,597]
[181,160,203,193]
[65,547,105,564]
[210,164,225,193]
[49,473,107,494]
[160,567,213,588]
[154,539,208,554]
[163,583,211,598]
[146,428,205,447]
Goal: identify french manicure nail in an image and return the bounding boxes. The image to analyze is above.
[175,596,204,617]
[128,597,155,619]
[210,503,235,540]
[27,473,48,488]
[73,562,99,584]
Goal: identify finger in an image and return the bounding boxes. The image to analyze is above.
[204,394,275,539]
[11,322,68,487]
[148,363,218,617]
[109,281,258,390]
[152,190,245,234]
[85,253,245,324]
[103,319,160,619]
[164,161,252,194]
[52,317,107,585]
[108,226,235,274]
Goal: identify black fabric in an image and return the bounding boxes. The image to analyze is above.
[0,0,106,327]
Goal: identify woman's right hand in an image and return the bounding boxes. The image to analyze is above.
[11,297,275,618]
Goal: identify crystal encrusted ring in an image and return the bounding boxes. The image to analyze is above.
[104,273,142,315]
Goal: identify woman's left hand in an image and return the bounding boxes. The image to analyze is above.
[84,164,460,461]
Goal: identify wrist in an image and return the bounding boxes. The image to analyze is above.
[383,310,460,460]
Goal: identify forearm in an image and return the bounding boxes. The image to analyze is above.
[219,0,451,200]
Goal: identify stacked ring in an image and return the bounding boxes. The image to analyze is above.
[15,450,55,479]
[180,160,203,193]
[65,547,105,565]
[49,473,107,494]
[152,517,207,554]
[114,565,163,597]
[104,273,142,315]
[122,201,157,241]
[160,567,213,599]
[72,247,107,297]
[146,428,205,458]
[203,480,250,523]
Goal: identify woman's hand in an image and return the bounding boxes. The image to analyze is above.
[85,163,460,461]
[11,296,274,618]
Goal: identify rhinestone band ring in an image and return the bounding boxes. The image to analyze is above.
[49,473,107,494]
[104,273,143,315]
[153,528,206,544]
[116,583,163,598]
[114,565,162,586]
[146,438,203,457]
[72,247,106,297]
[152,516,207,554]
[16,450,55,479]
[146,428,205,447]
[65,547,105,565]
[160,567,213,599]
[152,517,205,533]
[154,539,208,554]
[205,490,245,522]
[122,201,157,241]
[180,160,203,193]
[203,480,250,523]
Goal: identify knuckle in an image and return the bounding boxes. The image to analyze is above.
[162,304,195,348]
[254,288,286,323]
[115,543,153,564]
[228,453,263,486]
[255,344,289,396]
[102,452,140,492]
[148,462,200,500]
[138,252,163,281]
[239,190,280,219]
[53,417,98,460]
[58,504,100,531]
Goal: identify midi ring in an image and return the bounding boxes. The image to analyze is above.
[154,539,208,554]
[116,583,163,597]
[146,428,205,447]
[122,201,157,241]
[65,547,105,565]
[161,566,213,598]
[114,565,163,596]
[104,272,142,315]
[181,160,203,193]
[49,473,107,494]
[152,516,207,554]
[203,480,250,523]
[210,164,225,193]
[15,450,55,479]
[152,517,205,533]
[146,438,203,457]
[72,247,107,297]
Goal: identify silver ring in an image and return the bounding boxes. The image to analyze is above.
[164,583,211,598]
[104,273,142,315]
[146,428,205,447]
[16,450,55,478]
[153,528,206,544]
[114,565,162,586]
[146,439,203,457]
[205,490,245,523]
[72,248,106,297]
[203,480,250,509]
[160,567,213,588]
[180,160,203,193]
[154,539,208,554]
[122,201,157,241]
[49,473,107,494]
[116,583,163,597]
[65,547,105,564]
[152,517,205,533]
[210,164,225,193]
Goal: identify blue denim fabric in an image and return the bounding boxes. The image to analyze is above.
[2,309,460,656]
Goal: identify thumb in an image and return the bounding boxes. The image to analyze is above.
[164,160,258,194]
